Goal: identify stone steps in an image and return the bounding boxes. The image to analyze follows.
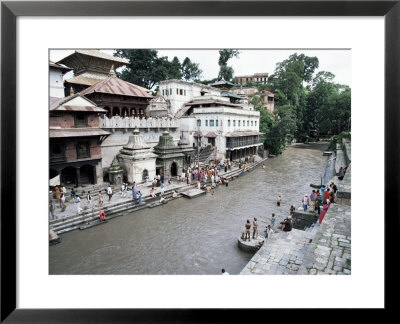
[51,157,268,235]
[240,228,317,275]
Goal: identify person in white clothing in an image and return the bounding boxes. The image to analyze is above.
[221,269,229,275]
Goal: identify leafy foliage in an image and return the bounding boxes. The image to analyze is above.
[217,49,240,81]
[114,49,202,89]
[259,52,351,154]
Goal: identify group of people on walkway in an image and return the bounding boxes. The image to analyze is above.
[300,181,338,224]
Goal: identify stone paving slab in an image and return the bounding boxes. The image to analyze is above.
[240,200,351,275]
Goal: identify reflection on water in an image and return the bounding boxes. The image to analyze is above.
[49,143,328,275]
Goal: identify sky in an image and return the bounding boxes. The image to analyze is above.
[50,49,351,87]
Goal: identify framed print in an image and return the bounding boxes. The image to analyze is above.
[1,0,397,322]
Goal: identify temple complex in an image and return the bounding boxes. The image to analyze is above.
[49,94,110,186]
[56,49,130,96]
[153,131,194,177]
[118,129,157,183]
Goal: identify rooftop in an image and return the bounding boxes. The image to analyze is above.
[57,49,129,67]
[80,76,153,99]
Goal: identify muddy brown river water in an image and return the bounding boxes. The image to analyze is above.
[49,142,329,275]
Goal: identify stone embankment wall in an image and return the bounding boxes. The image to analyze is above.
[240,139,351,275]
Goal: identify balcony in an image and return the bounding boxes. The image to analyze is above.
[99,116,179,130]
[226,138,264,150]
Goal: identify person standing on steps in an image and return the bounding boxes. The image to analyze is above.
[107,185,113,201]
[137,191,142,205]
[98,192,103,208]
[302,194,309,211]
[60,193,66,212]
[70,187,76,203]
[271,213,276,229]
[132,182,137,201]
[87,191,92,208]
[75,195,82,214]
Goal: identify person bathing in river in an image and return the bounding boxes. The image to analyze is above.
[270,213,276,229]
[262,164,266,171]
[277,195,282,207]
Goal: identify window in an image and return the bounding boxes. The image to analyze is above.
[206,120,208,126]
[238,120,241,127]
[180,89,183,95]
[251,121,254,126]
[76,141,90,159]
[50,142,65,162]
[233,120,236,126]
[74,113,88,127]
[210,120,214,127]
[243,120,245,126]
[176,88,179,95]
[216,120,219,127]
[247,120,249,126]
[184,90,186,96]
[197,119,201,126]
[170,89,172,95]
[162,90,164,96]
[255,121,257,126]
[228,120,231,127]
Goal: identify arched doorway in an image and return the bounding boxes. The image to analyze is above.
[80,164,95,184]
[142,169,149,181]
[121,107,129,117]
[112,107,120,116]
[170,162,178,177]
[61,166,77,186]
[130,108,137,117]
[103,106,111,117]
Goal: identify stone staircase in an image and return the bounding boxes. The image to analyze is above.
[196,146,214,164]
[240,228,318,275]
[50,189,181,234]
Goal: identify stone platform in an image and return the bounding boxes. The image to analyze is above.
[181,188,206,199]
[238,236,265,252]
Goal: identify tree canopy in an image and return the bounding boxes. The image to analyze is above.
[258,52,350,154]
[217,49,240,81]
[114,49,202,89]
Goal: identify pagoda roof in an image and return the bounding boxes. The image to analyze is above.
[49,93,103,112]
[49,128,111,138]
[210,80,234,87]
[57,50,129,68]
[49,60,72,73]
[64,72,108,86]
[80,76,153,99]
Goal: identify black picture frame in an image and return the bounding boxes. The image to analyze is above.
[1,0,397,322]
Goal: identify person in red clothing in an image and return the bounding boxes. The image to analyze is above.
[99,209,106,222]
[323,188,330,202]
[318,201,330,224]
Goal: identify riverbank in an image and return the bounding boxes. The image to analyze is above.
[240,139,351,275]
[50,155,269,235]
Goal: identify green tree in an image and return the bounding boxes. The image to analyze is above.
[114,50,202,88]
[181,57,203,81]
[217,49,240,81]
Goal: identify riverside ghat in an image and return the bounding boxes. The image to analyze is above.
[49,142,348,275]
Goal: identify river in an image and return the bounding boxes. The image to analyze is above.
[49,142,329,275]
